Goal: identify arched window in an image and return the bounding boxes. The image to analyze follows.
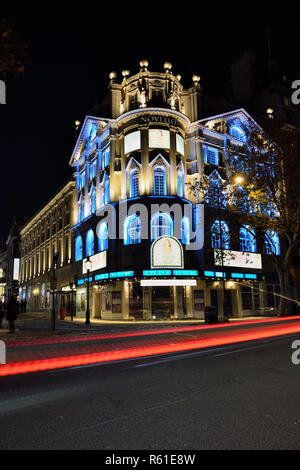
[130,168,139,198]
[98,222,108,252]
[177,171,183,197]
[181,217,190,244]
[154,166,166,196]
[75,235,83,261]
[265,230,280,255]
[211,220,230,249]
[229,126,247,142]
[240,225,256,253]
[104,179,110,204]
[91,187,97,214]
[86,229,95,257]
[151,213,173,241]
[124,215,141,245]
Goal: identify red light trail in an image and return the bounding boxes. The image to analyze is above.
[1,319,300,376]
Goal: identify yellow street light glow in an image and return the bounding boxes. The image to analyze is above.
[235,176,244,185]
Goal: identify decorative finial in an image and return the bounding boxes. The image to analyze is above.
[164,62,172,72]
[109,71,117,81]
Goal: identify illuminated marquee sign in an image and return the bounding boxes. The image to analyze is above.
[151,236,184,269]
[149,129,170,149]
[82,251,107,274]
[214,249,262,270]
[124,131,141,154]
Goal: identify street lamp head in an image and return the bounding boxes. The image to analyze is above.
[85,257,92,272]
[234,175,245,185]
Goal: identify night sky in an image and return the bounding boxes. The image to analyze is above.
[0,8,298,248]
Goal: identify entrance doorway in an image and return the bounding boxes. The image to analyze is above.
[152,286,173,319]
[129,282,143,319]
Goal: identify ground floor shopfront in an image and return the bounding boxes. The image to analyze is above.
[74,278,280,320]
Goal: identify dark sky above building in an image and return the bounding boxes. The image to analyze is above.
[0,8,298,248]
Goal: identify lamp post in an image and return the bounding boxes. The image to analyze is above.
[69,281,75,321]
[85,257,92,325]
[51,252,59,331]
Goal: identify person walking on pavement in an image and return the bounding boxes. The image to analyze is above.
[0,301,5,328]
[6,296,19,334]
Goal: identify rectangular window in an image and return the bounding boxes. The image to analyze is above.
[207,147,218,165]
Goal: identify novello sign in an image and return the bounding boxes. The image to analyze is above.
[140,115,177,126]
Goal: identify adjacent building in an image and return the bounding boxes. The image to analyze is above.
[19,181,75,314]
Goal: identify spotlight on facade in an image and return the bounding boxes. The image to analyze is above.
[75,120,81,131]
[266,108,274,119]
[234,175,244,185]
[176,74,181,81]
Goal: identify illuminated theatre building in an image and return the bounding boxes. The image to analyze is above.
[71,61,280,320]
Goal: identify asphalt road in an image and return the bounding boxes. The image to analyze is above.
[1,332,300,450]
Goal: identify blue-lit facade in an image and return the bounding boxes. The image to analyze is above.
[68,61,281,320]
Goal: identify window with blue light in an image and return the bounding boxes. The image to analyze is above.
[90,161,97,180]
[154,166,166,196]
[151,213,173,241]
[130,168,139,198]
[265,230,280,255]
[211,220,230,249]
[98,222,108,251]
[240,226,256,253]
[103,147,110,167]
[124,215,141,245]
[207,147,218,165]
[177,171,183,197]
[86,229,95,257]
[91,187,97,214]
[229,126,247,142]
[80,199,85,221]
[75,235,83,261]
[104,179,110,204]
[181,216,190,244]
[79,171,85,190]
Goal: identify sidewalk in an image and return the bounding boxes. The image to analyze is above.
[0,310,274,344]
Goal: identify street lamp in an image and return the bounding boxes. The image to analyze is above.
[69,281,75,321]
[85,257,92,325]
